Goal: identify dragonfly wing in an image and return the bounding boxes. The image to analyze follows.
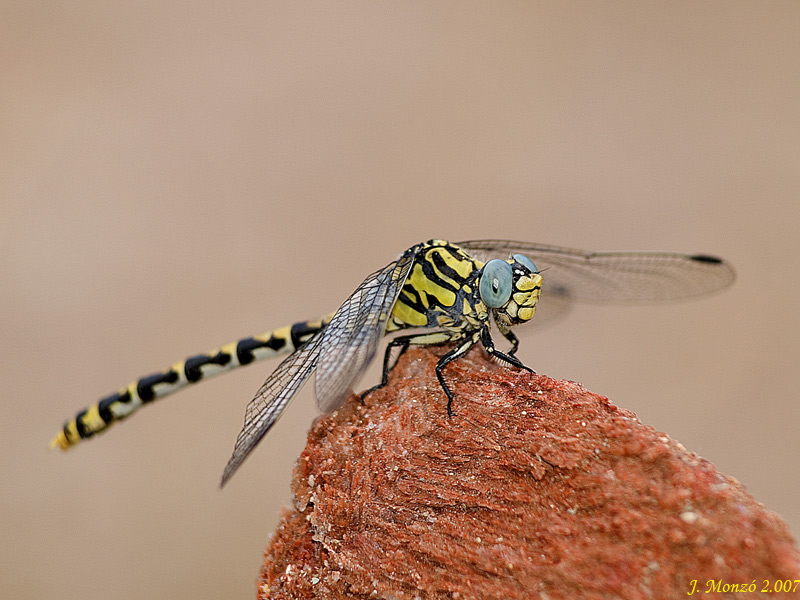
[315,249,415,413]
[456,240,735,303]
[220,331,323,486]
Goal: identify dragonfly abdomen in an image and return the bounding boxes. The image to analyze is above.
[50,314,333,451]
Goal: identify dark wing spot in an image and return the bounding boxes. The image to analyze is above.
[690,254,723,264]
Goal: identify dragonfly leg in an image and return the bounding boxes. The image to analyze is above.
[360,336,411,401]
[480,325,534,374]
[361,331,456,401]
[434,337,478,417]
[500,329,521,356]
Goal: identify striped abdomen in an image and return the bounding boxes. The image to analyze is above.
[50,315,333,450]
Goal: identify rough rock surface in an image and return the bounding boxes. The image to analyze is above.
[257,347,800,600]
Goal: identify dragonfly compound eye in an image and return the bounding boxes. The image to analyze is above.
[512,253,538,274]
[480,259,513,308]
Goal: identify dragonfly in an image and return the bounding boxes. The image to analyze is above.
[50,239,735,486]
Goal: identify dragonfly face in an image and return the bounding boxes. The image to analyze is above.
[478,254,542,331]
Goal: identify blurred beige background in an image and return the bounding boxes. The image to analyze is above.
[3,2,798,599]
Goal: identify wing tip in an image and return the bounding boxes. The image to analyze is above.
[219,459,238,488]
[689,253,737,287]
[689,254,723,265]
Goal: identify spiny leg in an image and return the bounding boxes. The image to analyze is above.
[360,336,410,400]
[363,327,533,417]
[480,325,534,373]
[361,331,454,400]
[434,336,479,417]
[500,329,521,356]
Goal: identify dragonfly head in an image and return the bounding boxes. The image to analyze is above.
[478,254,543,328]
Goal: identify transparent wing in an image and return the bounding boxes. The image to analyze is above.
[456,239,735,304]
[315,249,415,412]
[221,248,415,486]
[220,331,323,487]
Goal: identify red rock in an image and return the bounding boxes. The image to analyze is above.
[257,347,800,599]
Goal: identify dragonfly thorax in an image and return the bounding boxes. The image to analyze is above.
[386,241,485,333]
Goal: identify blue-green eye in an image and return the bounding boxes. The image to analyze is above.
[512,253,538,273]
[480,259,513,308]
